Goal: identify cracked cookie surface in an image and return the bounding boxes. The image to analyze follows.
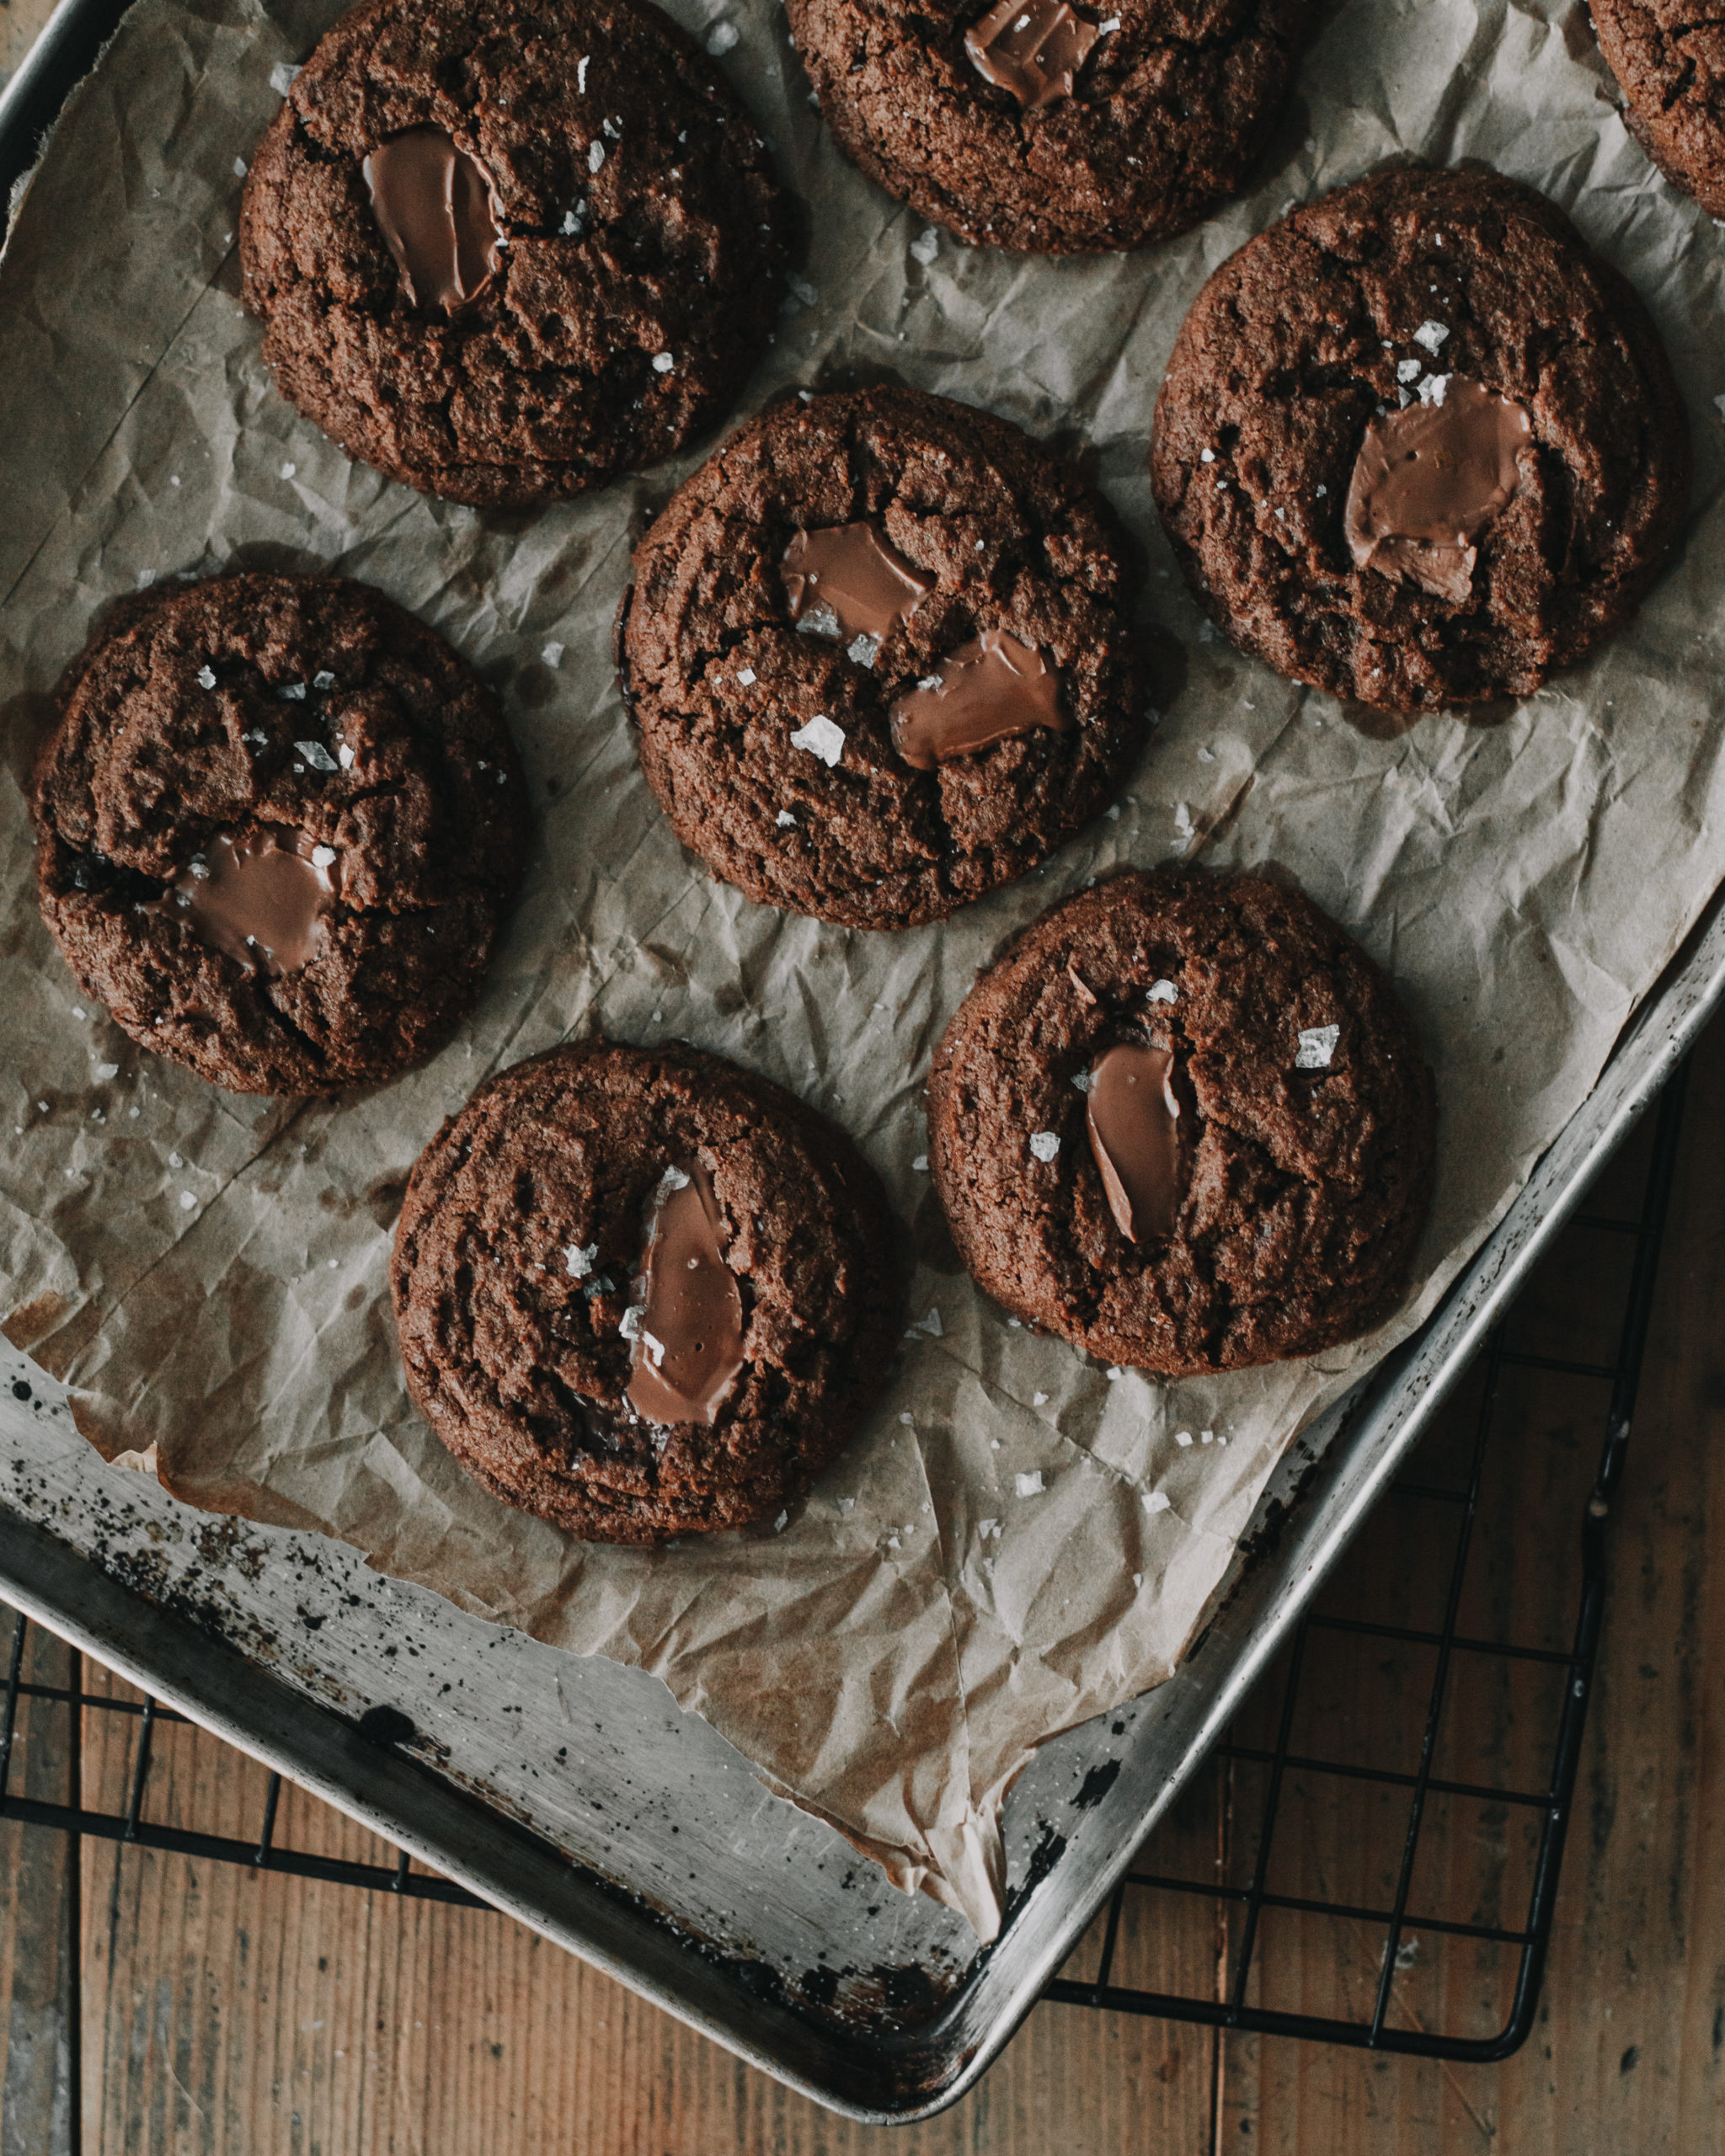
[927,868,1435,1376]
[1592,0,1725,218]
[617,386,1149,930]
[240,0,788,508]
[391,1039,902,1541]
[31,574,528,1097]
[1150,163,1690,713]
[785,0,1316,253]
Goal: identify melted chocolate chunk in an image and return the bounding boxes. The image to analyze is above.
[626,1164,746,1427]
[361,126,504,314]
[1343,377,1532,604]
[964,0,1101,110]
[889,628,1068,771]
[161,828,338,978]
[780,522,933,650]
[1086,1041,1188,1243]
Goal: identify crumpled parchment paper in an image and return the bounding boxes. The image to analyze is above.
[2,0,1722,1940]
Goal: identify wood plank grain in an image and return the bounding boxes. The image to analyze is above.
[0,1620,77,2156]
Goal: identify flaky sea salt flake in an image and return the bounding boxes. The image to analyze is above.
[1015,1470,1044,1497]
[296,739,339,771]
[1028,1129,1060,1162]
[911,227,939,266]
[1413,319,1450,354]
[1145,1489,1172,1513]
[1295,1022,1340,1070]
[541,642,564,668]
[565,1241,598,1278]
[1147,978,1178,1005]
[790,714,845,766]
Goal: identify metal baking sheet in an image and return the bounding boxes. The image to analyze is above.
[3,879,1720,2122]
[5,0,1725,2123]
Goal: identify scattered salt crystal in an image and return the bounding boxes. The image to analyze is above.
[196,665,216,689]
[1033,1391,1049,1406]
[706,18,740,52]
[1295,1023,1340,1070]
[1397,359,1421,384]
[296,740,339,771]
[1147,979,1178,1005]
[1197,745,1215,762]
[652,351,674,373]
[900,1412,913,1425]
[269,61,301,95]
[1316,483,1327,499]
[1417,372,1450,408]
[179,1192,195,1211]
[776,808,798,828]
[1199,448,1215,464]
[846,632,879,668]
[1015,1471,1044,1497]
[789,714,845,766]
[619,1305,644,1340]
[911,1153,928,1171]
[786,272,818,307]
[1071,1070,1092,1094]
[737,666,756,686]
[565,1241,598,1278]
[94,1062,119,1082]
[542,642,564,668]
[1028,1129,1060,1162]
[588,140,606,173]
[280,461,296,479]
[577,53,590,90]
[72,1006,87,1020]
[1145,1490,1172,1513]
[837,1497,854,1513]
[337,744,355,770]
[136,568,155,590]
[1201,1429,1214,1444]
[773,1510,788,1533]
[1173,802,1194,838]
[233,157,248,179]
[1413,319,1450,354]
[1106,1366,1123,1381]
[1174,1429,1194,1447]
[980,1518,1000,1539]
[311,845,336,868]
[919,1307,943,1337]
[886,1534,900,1550]
[910,227,939,266]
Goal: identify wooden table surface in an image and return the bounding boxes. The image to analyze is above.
[3,10,1724,2149]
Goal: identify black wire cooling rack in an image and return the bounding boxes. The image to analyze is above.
[0,1067,1690,2069]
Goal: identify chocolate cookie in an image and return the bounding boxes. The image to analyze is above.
[927,868,1435,1375]
[786,0,1316,253]
[240,0,788,508]
[1150,163,1691,713]
[1592,0,1725,218]
[31,574,528,1097]
[617,386,1149,930]
[391,1040,902,1541]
